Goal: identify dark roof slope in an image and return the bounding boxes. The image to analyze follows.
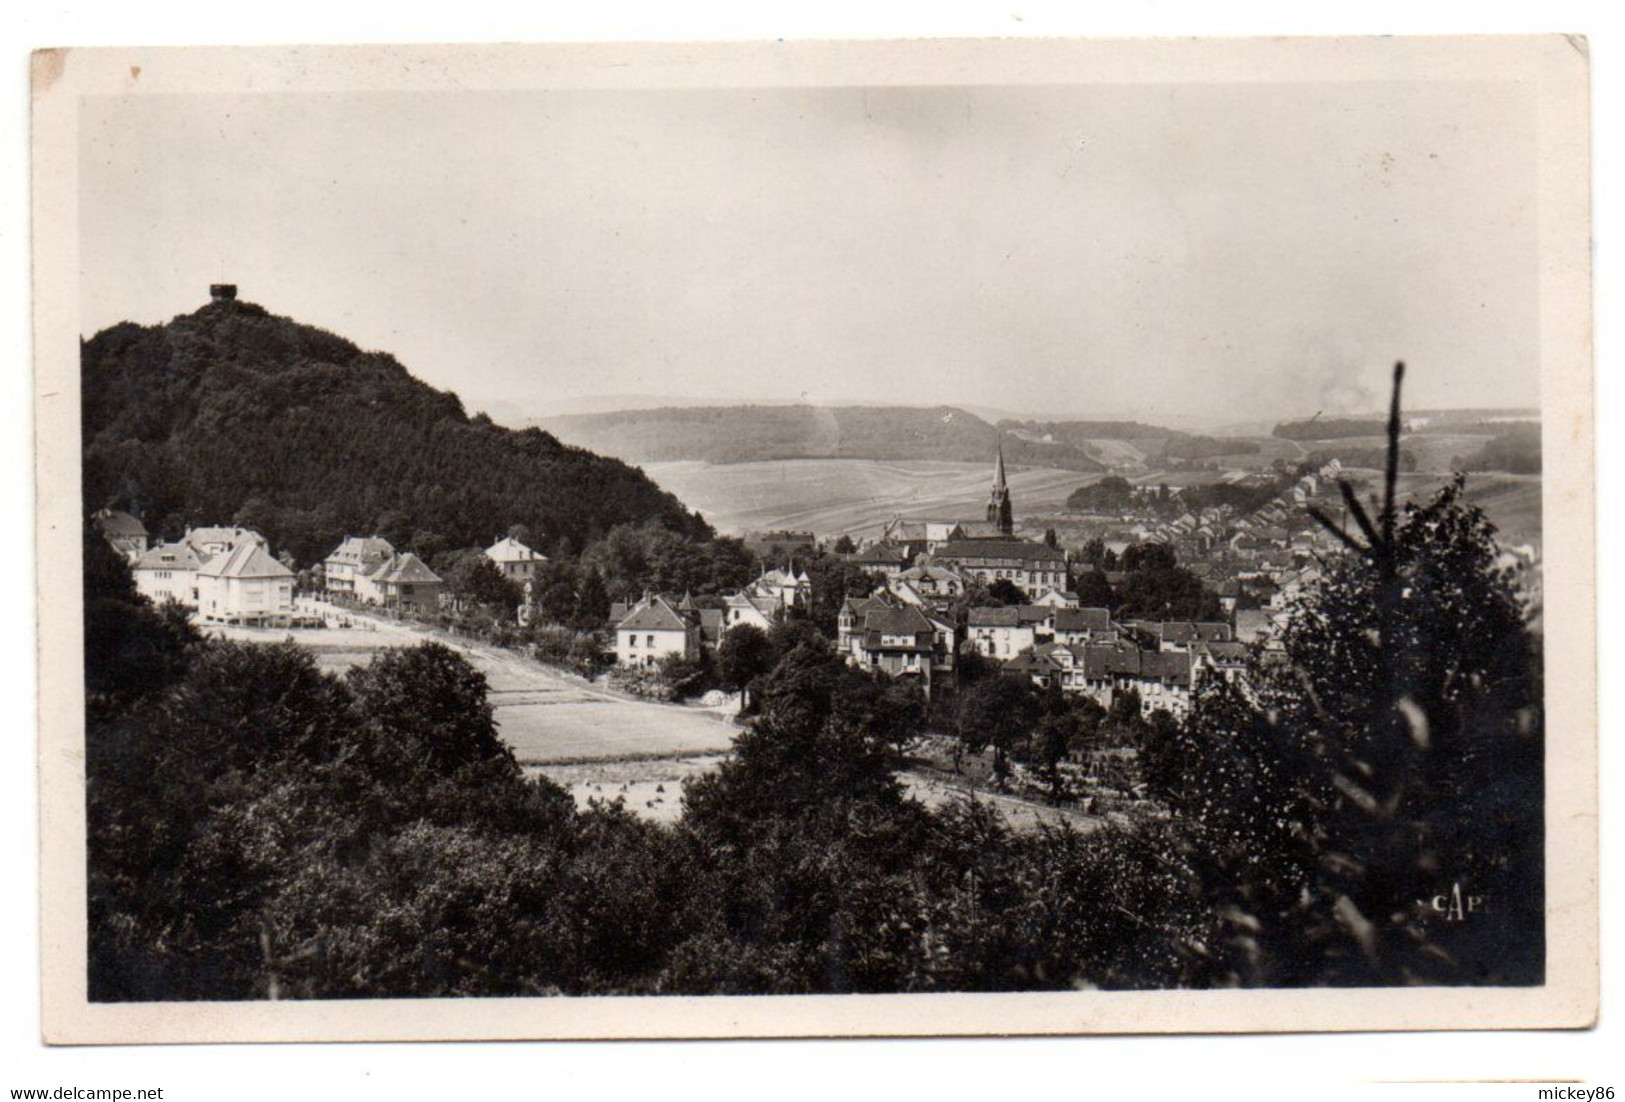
[1053,607,1112,632]
[616,597,691,633]
[934,540,1066,562]
[197,540,296,580]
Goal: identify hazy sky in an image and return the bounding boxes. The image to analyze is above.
[78,82,1539,426]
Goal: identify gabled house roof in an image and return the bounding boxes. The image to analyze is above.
[1131,621,1233,647]
[184,525,262,552]
[935,539,1066,563]
[1197,641,1249,664]
[1138,650,1194,686]
[757,565,810,586]
[197,539,296,580]
[841,594,893,618]
[485,536,544,564]
[883,519,932,541]
[1083,643,1144,680]
[860,605,937,651]
[617,596,692,634]
[897,563,962,585]
[1052,607,1113,633]
[725,591,781,619]
[132,542,202,572]
[944,539,1067,562]
[326,535,396,563]
[93,509,147,537]
[887,579,928,607]
[1003,649,1063,675]
[375,552,441,586]
[847,542,913,566]
[968,606,1024,628]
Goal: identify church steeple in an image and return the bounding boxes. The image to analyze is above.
[987,442,1013,536]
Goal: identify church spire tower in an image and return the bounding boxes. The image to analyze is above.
[987,442,1013,536]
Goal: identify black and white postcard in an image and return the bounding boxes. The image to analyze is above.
[31,35,1595,1041]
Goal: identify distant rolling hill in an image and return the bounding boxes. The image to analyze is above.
[532,405,1108,472]
[641,458,1091,538]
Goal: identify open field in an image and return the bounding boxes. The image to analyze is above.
[202,612,740,765]
[530,755,723,824]
[646,452,1541,547]
[1447,473,1543,544]
[205,611,1099,831]
[643,458,1090,537]
[1339,469,1543,545]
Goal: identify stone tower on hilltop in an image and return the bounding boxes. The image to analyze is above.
[987,442,1013,536]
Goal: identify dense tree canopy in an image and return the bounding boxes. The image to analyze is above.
[437,550,523,615]
[1148,474,1543,986]
[81,299,710,565]
[581,521,755,603]
[86,547,1206,999]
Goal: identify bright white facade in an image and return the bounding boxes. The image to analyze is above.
[485,536,546,582]
[131,542,202,608]
[197,539,296,626]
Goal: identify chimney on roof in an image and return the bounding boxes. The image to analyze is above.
[210,283,238,304]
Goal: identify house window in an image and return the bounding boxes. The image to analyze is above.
[647,635,655,647]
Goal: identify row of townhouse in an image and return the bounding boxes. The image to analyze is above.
[1001,621,1249,720]
[106,505,557,625]
[323,533,549,613]
[124,524,298,627]
[965,604,1115,659]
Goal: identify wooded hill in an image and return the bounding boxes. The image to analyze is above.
[81,298,710,565]
[533,405,1108,471]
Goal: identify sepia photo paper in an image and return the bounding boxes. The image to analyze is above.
[32,35,1596,1042]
